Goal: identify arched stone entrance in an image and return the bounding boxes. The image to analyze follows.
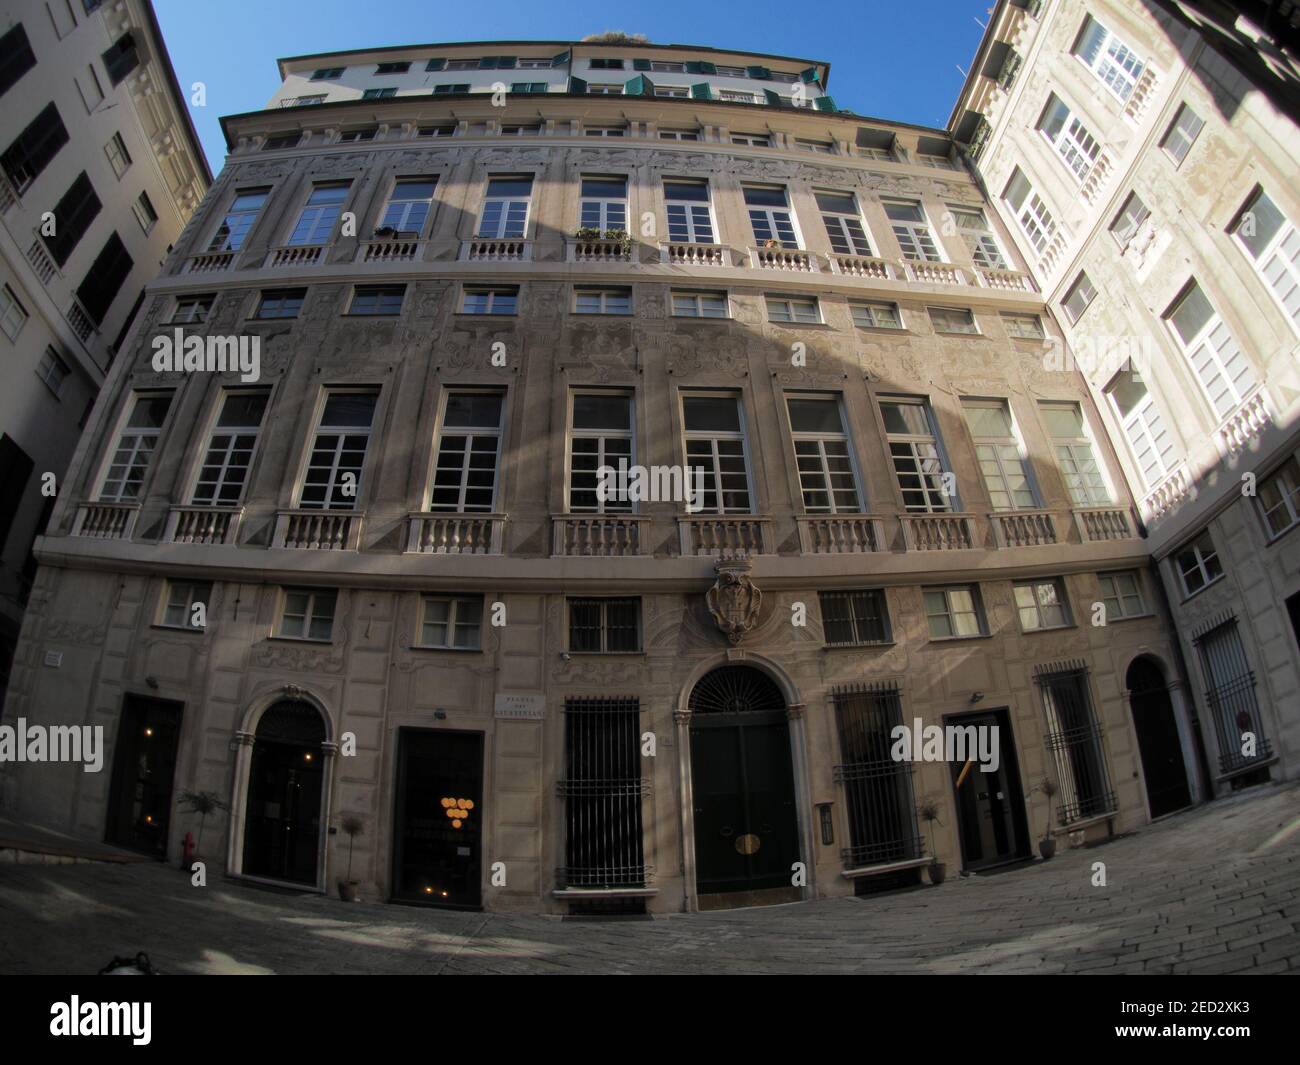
[1127,656,1193,819]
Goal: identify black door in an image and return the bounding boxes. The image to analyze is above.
[242,700,326,885]
[391,729,483,908]
[1128,658,1192,818]
[947,708,1030,870]
[105,694,183,857]
[689,667,799,895]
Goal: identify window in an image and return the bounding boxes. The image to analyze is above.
[478,56,517,70]
[745,185,799,247]
[1073,15,1145,102]
[568,392,633,513]
[1195,619,1271,775]
[1015,578,1072,631]
[649,61,686,73]
[96,393,172,501]
[310,67,345,80]
[500,123,541,136]
[1098,571,1147,620]
[207,188,268,253]
[1160,104,1204,165]
[654,87,690,99]
[1038,94,1102,182]
[820,590,890,646]
[75,231,132,325]
[1106,372,1176,489]
[579,175,627,232]
[361,88,397,100]
[850,301,902,330]
[715,65,747,77]
[963,399,1037,510]
[509,83,547,95]
[0,286,28,340]
[574,287,631,315]
[349,284,405,316]
[191,390,269,505]
[796,138,835,154]
[1175,530,1223,596]
[1166,282,1256,419]
[132,190,157,234]
[36,347,70,397]
[883,200,941,262]
[720,90,758,103]
[77,64,105,111]
[375,62,410,75]
[378,178,436,235]
[1042,402,1111,505]
[681,394,752,514]
[0,24,36,98]
[44,172,100,267]
[584,125,626,137]
[766,295,820,324]
[432,83,470,95]
[672,290,728,318]
[816,191,871,255]
[586,84,624,95]
[286,183,348,245]
[417,123,456,138]
[1258,456,1300,537]
[299,390,379,510]
[276,588,337,641]
[419,596,482,650]
[1002,312,1044,339]
[105,132,131,178]
[1036,663,1115,825]
[1110,192,1150,247]
[731,132,771,147]
[1062,272,1097,323]
[461,286,517,315]
[1002,168,1056,254]
[160,581,212,630]
[916,152,957,170]
[262,132,301,151]
[787,395,861,513]
[517,58,553,69]
[101,33,139,86]
[2,103,69,192]
[1231,189,1300,335]
[588,58,625,70]
[929,307,978,335]
[171,293,214,324]
[568,598,641,653]
[430,391,504,512]
[658,126,698,138]
[664,180,715,244]
[477,175,532,238]
[338,127,377,142]
[925,586,986,639]
[254,288,306,319]
[952,207,1007,268]
[880,398,951,512]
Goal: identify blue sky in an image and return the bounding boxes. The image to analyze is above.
[153,0,992,173]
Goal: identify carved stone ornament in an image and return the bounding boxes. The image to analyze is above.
[706,557,762,645]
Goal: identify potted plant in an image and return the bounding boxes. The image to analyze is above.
[177,790,229,868]
[603,227,632,254]
[574,226,602,241]
[337,814,365,901]
[1030,778,1058,859]
[917,798,945,885]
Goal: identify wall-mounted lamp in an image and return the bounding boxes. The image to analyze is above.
[560,652,571,661]
[434,710,447,721]
[969,691,984,704]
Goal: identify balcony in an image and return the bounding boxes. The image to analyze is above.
[552,515,646,556]
[1080,150,1115,207]
[992,509,1057,548]
[183,251,234,273]
[26,240,56,285]
[1142,464,1193,522]
[272,509,362,550]
[165,505,242,545]
[267,244,325,268]
[460,239,532,262]
[900,513,977,551]
[901,260,968,286]
[661,242,729,267]
[67,300,96,343]
[1123,66,1160,125]
[1217,387,1271,456]
[359,239,423,263]
[567,237,632,263]
[1072,506,1138,542]
[975,266,1035,291]
[679,516,771,556]
[826,255,899,280]
[797,516,887,553]
[749,246,818,272]
[0,171,16,213]
[72,502,139,540]
[406,513,503,554]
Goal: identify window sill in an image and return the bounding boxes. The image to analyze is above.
[824,640,895,651]
[268,634,333,645]
[1101,612,1154,624]
[151,623,206,635]
[1020,623,1077,635]
[928,633,992,644]
[343,312,403,318]
[409,645,483,654]
[853,325,908,335]
[570,312,634,318]
[454,311,518,318]
[671,315,732,322]
[932,330,986,338]
[164,319,208,328]
[768,320,829,328]
[565,651,645,657]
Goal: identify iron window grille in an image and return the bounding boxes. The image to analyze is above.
[1035,662,1116,825]
[832,682,922,867]
[1194,617,1272,775]
[556,697,648,888]
[568,597,641,653]
[820,590,890,646]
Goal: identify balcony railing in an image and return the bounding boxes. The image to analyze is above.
[1123,66,1160,125]
[184,251,234,273]
[750,246,817,272]
[992,509,1057,548]
[1073,506,1137,542]
[1080,150,1115,207]
[0,171,16,213]
[165,505,242,545]
[359,239,422,263]
[67,301,96,343]
[567,238,631,263]
[1218,387,1271,456]
[900,513,977,551]
[26,240,56,285]
[902,260,967,286]
[826,255,899,280]
[679,516,771,556]
[72,502,139,540]
[272,509,362,550]
[460,238,532,261]
[660,242,728,266]
[797,515,887,554]
[1142,464,1193,522]
[268,244,325,268]
[976,266,1035,291]
[406,513,503,554]
[552,515,646,556]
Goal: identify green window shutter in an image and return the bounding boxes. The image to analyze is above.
[625,74,653,96]
[690,82,713,100]
[813,95,837,112]
[568,75,587,94]
[425,58,446,71]
[686,61,716,75]
[497,56,517,68]
[747,65,772,79]
[478,57,494,69]
[800,66,821,84]
[763,88,783,106]
[633,58,651,71]
[551,51,571,65]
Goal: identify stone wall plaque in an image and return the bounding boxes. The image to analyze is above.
[494,693,545,720]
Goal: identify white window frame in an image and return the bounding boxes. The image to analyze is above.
[1002,169,1056,255]
[1175,531,1223,598]
[1038,94,1102,183]
[0,285,29,340]
[680,391,754,515]
[275,587,337,642]
[1014,578,1073,632]
[1001,312,1044,339]
[744,185,802,248]
[189,389,271,506]
[883,199,943,262]
[1105,372,1177,490]
[1073,15,1146,104]
[567,390,635,514]
[205,188,268,252]
[428,389,505,513]
[951,206,1008,268]
[94,391,173,502]
[1165,282,1257,421]
[1258,455,1300,539]
[1097,571,1148,621]
[295,389,379,511]
[817,190,872,256]
[584,125,627,137]
[766,295,821,324]
[1062,272,1097,323]
[418,595,483,650]
[1110,191,1151,248]
[378,177,438,237]
[286,182,349,246]
[1041,401,1113,506]
[664,179,717,244]
[158,580,212,630]
[105,131,130,178]
[880,397,954,512]
[1231,188,1300,336]
[928,306,979,335]
[170,294,213,324]
[579,175,628,232]
[785,393,864,514]
[671,290,729,318]
[573,286,632,315]
[36,346,70,397]
[850,301,902,330]
[924,585,986,640]
[476,175,533,239]
[460,286,518,315]
[1160,104,1204,166]
[962,398,1039,511]
[731,132,771,147]
[132,190,157,234]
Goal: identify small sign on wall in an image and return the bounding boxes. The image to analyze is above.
[43,651,63,668]
[494,694,545,720]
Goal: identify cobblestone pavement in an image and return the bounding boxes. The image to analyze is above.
[2,784,1299,975]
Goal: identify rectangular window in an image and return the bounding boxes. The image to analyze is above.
[850,301,902,330]
[132,190,157,234]
[160,580,212,630]
[586,84,624,95]
[191,390,270,505]
[77,65,105,111]
[880,398,951,512]
[1015,578,1072,631]
[744,185,799,247]
[816,191,872,255]
[348,284,405,316]
[262,132,301,151]
[658,127,699,140]
[362,88,397,100]
[951,207,1008,268]
[579,175,627,232]
[568,598,641,653]
[1002,168,1056,254]
[0,24,37,98]
[797,138,835,154]
[298,390,379,510]
[444,60,479,71]
[1161,104,1204,165]
[559,697,645,888]
[101,33,139,86]
[207,188,269,252]
[500,123,542,136]
[720,90,759,103]
[1195,619,1271,775]
[0,285,29,340]
[432,84,470,95]
[1098,571,1147,620]
[509,83,547,95]
[337,127,377,142]
[461,286,517,315]
[1232,189,1300,335]
[287,182,349,245]
[569,392,633,513]
[1258,455,1300,538]
[276,587,337,641]
[105,132,131,178]
[36,347,70,397]
[787,395,861,513]
[477,174,532,238]
[97,392,172,501]
[588,58,625,70]
[44,172,101,267]
[2,102,69,192]
[682,393,752,514]
[1002,312,1044,339]
[517,58,553,69]
[254,288,306,319]
[418,596,483,650]
[1106,371,1176,489]
[963,399,1037,510]
[924,585,986,639]
[417,123,456,138]
[820,590,891,646]
[1062,272,1097,323]
[1110,191,1150,247]
[374,62,411,75]
[664,179,715,244]
[766,295,820,324]
[1038,94,1102,182]
[1175,530,1223,597]
[929,307,978,334]
[1041,402,1111,505]
[650,61,686,73]
[654,88,690,100]
[378,177,437,236]
[310,67,345,80]
[731,132,772,147]
[584,125,626,137]
[75,231,132,325]
[430,391,504,512]
[1072,15,1145,102]
[291,96,324,108]
[1036,663,1115,824]
[671,290,728,318]
[573,286,631,315]
[1166,281,1257,419]
[883,200,941,262]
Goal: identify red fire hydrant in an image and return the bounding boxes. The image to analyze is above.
[181,831,195,869]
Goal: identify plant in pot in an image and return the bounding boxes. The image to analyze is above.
[373,225,397,239]
[917,798,945,885]
[1029,778,1058,859]
[574,226,602,241]
[177,790,229,870]
[337,814,365,901]
[603,227,632,255]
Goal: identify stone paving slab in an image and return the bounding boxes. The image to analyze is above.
[0,783,1297,974]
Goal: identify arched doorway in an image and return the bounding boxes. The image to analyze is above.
[242,700,328,885]
[1127,657,1192,819]
[688,666,800,905]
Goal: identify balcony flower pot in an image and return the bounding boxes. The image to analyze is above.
[1038,836,1057,861]
[574,227,602,241]
[928,861,947,886]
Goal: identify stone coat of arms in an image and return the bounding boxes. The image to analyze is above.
[706,558,762,644]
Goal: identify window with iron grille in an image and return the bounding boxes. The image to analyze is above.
[832,683,921,867]
[559,696,647,889]
[820,590,890,646]
[1035,662,1116,825]
[1195,618,1272,775]
[568,597,641,653]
